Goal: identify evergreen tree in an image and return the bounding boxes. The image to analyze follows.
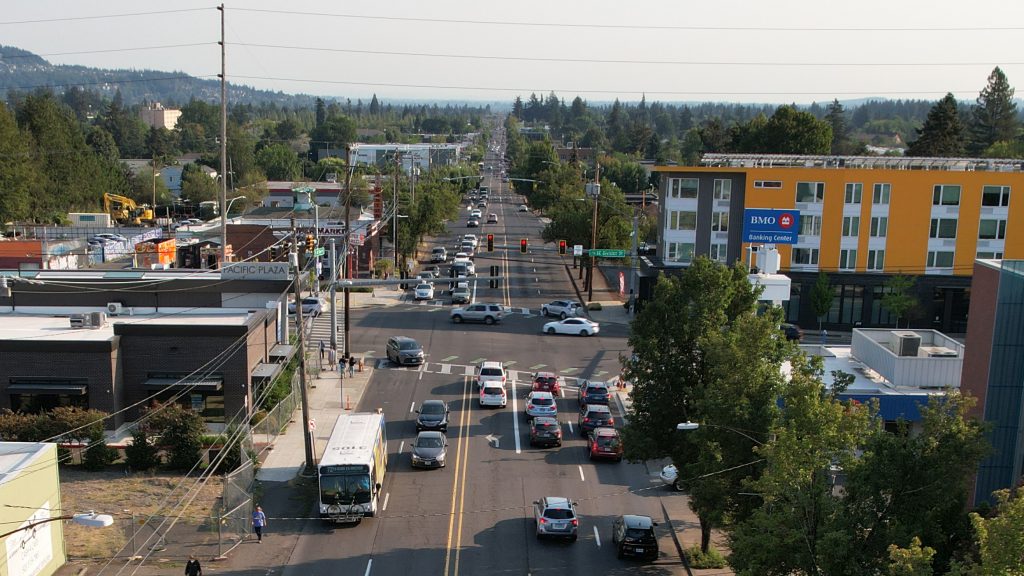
[512,96,524,119]
[906,94,966,157]
[970,67,1019,154]
[0,102,39,223]
[369,94,380,116]
[826,99,850,154]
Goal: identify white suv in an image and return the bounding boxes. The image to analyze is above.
[476,361,506,389]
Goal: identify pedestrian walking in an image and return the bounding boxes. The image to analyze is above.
[327,347,337,371]
[339,354,347,379]
[252,506,266,543]
[348,355,357,377]
[184,555,202,576]
[319,340,325,360]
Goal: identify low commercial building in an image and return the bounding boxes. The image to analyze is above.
[0,442,66,576]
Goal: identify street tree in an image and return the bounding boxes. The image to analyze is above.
[728,353,874,576]
[952,488,1024,575]
[255,143,302,181]
[761,105,833,154]
[0,102,38,223]
[826,99,854,154]
[810,271,832,335]
[881,274,919,328]
[621,258,774,552]
[887,538,936,576]
[970,67,1019,155]
[180,162,219,203]
[906,93,966,157]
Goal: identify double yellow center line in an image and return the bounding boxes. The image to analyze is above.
[443,375,473,576]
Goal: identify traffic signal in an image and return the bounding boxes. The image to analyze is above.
[270,245,278,260]
[305,234,315,251]
[558,240,567,255]
[487,234,494,252]
[520,238,528,254]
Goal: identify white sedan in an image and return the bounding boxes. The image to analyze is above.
[542,317,600,336]
[414,283,435,301]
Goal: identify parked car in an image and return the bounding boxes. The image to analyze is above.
[415,399,449,432]
[430,246,447,263]
[451,303,503,324]
[578,380,610,407]
[611,514,659,560]
[414,283,435,301]
[781,323,804,341]
[531,372,563,395]
[524,391,557,420]
[529,417,562,447]
[385,336,424,366]
[541,300,582,319]
[587,427,623,462]
[288,297,324,316]
[410,431,447,469]
[543,317,600,336]
[578,403,614,436]
[533,497,578,541]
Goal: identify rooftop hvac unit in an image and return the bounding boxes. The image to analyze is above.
[89,311,106,328]
[924,346,958,358]
[69,314,87,329]
[106,302,124,315]
[891,331,921,357]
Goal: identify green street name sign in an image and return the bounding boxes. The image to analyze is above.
[313,247,326,257]
[588,249,626,258]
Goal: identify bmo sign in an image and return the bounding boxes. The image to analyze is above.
[741,209,801,244]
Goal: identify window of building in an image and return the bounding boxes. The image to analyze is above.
[709,243,728,262]
[754,180,783,189]
[713,179,732,200]
[932,184,961,206]
[871,285,896,325]
[867,250,885,271]
[670,178,699,199]
[870,216,888,237]
[786,283,802,322]
[669,210,697,231]
[839,249,858,270]
[873,183,891,205]
[800,214,822,236]
[792,248,820,265]
[842,216,860,237]
[978,219,1007,240]
[977,251,1004,259]
[826,284,864,325]
[711,211,729,232]
[981,185,1010,207]
[796,182,825,203]
[8,378,89,413]
[929,218,958,239]
[845,183,863,204]
[666,242,695,263]
[927,250,955,268]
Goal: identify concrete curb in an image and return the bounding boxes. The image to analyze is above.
[661,499,695,576]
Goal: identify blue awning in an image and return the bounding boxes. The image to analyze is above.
[840,393,931,422]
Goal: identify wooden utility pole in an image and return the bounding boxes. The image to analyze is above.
[217,4,228,266]
[291,217,315,471]
[343,154,353,357]
[587,162,601,302]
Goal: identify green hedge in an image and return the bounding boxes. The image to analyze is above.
[685,545,727,569]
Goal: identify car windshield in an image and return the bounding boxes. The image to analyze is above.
[421,403,445,414]
[320,474,372,505]
[535,422,558,432]
[536,377,556,386]
[531,397,554,406]
[416,436,444,448]
[596,435,620,448]
[626,528,655,541]
[416,284,431,290]
[481,368,503,376]
[587,386,607,395]
[483,386,503,395]
[544,509,574,520]
[399,341,419,350]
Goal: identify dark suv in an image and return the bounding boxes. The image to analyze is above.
[587,427,623,462]
[578,380,610,407]
[386,336,424,366]
[529,417,562,447]
[578,404,614,436]
[611,514,659,560]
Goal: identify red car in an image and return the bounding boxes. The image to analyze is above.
[532,372,562,395]
[588,427,623,462]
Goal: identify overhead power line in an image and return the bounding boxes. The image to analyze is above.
[0,8,211,26]
[231,8,1024,33]
[0,43,215,59]
[233,42,1017,67]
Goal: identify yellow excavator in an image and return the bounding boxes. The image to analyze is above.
[103,193,154,225]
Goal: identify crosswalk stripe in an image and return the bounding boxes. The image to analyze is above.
[463,365,475,376]
[441,364,452,374]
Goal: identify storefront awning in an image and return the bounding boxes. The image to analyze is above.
[143,377,223,391]
[7,383,88,395]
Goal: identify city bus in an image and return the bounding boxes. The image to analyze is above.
[318,411,387,523]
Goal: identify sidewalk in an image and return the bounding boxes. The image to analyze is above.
[563,263,636,326]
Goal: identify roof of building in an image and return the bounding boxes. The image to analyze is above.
[0,312,254,342]
[0,442,53,486]
[654,153,1024,173]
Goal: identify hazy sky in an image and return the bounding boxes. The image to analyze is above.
[3,0,1024,106]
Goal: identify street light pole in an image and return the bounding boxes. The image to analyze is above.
[0,512,114,539]
[587,163,601,303]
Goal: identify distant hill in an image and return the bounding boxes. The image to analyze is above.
[0,45,319,108]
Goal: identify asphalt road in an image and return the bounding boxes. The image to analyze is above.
[282,130,684,576]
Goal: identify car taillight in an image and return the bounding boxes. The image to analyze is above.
[583,417,590,423]
[538,517,546,524]
[501,376,506,383]
[591,441,598,451]
[571,519,578,526]
[608,417,615,425]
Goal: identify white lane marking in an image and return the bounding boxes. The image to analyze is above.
[511,378,522,454]
[567,420,574,434]
[559,387,565,399]
[399,441,405,454]
[464,365,475,377]
[441,364,452,374]
[409,402,416,413]
[382,492,390,511]
[593,526,601,547]
[364,559,373,576]
[578,465,585,481]
[419,369,424,381]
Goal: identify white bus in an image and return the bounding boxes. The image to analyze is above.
[318,411,387,523]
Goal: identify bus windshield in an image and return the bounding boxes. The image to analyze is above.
[320,474,372,505]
